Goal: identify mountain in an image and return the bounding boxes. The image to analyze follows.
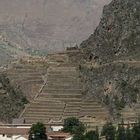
[0,34,49,66]
[0,0,111,53]
[78,0,140,119]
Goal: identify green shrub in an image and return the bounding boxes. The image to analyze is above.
[28,122,48,140]
[63,117,85,134]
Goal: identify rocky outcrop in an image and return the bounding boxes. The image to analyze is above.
[79,0,140,119]
[81,0,140,63]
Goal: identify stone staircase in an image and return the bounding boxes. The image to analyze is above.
[20,53,109,127]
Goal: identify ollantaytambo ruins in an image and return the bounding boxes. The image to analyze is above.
[0,0,139,140]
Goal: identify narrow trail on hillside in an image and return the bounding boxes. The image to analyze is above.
[34,74,48,99]
[86,60,140,69]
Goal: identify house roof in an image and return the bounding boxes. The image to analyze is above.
[0,127,30,135]
[0,127,72,139]
[48,132,71,138]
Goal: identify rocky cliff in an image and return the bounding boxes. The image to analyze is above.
[81,0,140,63]
[79,0,140,118]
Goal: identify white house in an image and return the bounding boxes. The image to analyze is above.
[51,125,63,131]
[0,125,73,140]
[0,135,28,140]
[0,127,29,140]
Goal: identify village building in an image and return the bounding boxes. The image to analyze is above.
[0,124,72,140]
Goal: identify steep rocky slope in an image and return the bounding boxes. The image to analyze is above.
[0,0,111,52]
[81,0,140,63]
[78,0,140,119]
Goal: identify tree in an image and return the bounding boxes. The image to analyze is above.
[28,122,48,140]
[72,133,85,140]
[85,129,99,140]
[132,121,140,140]
[95,126,99,140]
[101,122,116,140]
[116,124,126,140]
[126,124,133,140]
[63,117,85,134]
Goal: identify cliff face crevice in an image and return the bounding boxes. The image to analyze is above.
[79,0,140,118]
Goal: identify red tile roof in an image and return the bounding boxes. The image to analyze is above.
[0,127,30,135]
[48,132,71,138]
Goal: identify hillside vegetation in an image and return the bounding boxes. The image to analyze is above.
[0,74,28,123]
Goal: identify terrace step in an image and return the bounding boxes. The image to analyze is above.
[36,97,82,102]
[24,113,63,117]
[44,86,82,90]
[42,88,82,92]
[21,80,43,84]
[47,72,78,76]
[31,100,65,105]
[121,107,138,121]
[25,109,64,113]
[41,91,81,95]
[48,67,76,71]
[47,74,79,78]
[40,95,82,99]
